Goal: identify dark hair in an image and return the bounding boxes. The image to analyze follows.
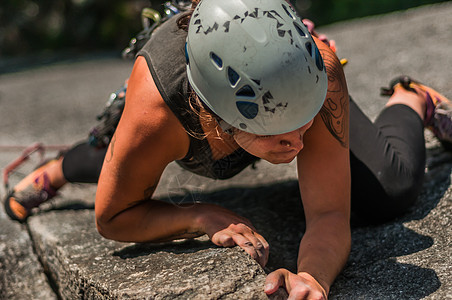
[176,0,225,140]
[176,0,200,31]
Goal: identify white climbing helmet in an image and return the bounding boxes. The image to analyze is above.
[185,0,328,135]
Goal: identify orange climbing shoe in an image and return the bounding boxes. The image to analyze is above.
[3,160,58,222]
[381,75,452,147]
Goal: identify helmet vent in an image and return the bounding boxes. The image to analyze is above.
[282,4,295,19]
[236,85,256,99]
[210,52,223,69]
[315,47,324,71]
[184,43,190,65]
[236,101,258,119]
[305,42,312,56]
[294,22,306,37]
[228,67,240,87]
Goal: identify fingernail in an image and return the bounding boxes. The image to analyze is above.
[264,283,274,292]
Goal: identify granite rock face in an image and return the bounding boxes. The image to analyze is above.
[28,209,291,299]
[1,2,452,299]
[0,210,56,300]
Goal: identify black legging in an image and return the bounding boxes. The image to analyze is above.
[349,99,425,224]
[62,143,107,184]
[62,98,426,225]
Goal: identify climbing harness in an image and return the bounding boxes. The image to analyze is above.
[88,83,127,148]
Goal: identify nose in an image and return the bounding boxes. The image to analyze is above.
[278,129,304,151]
[278,121,313,150]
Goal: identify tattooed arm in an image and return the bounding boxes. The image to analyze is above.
[319,45,349,148]
[265,37,351,299]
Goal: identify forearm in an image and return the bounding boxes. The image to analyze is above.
[96,199,205,243]
[297,212,351,294]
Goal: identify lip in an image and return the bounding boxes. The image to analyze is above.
[269,155,297,164]
[272,149,299,156]
[269,149,299,162]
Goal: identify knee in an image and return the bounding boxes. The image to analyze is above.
[351,172,423,225]
[384,167,424,214]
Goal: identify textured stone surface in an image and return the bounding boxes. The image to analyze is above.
[28,210,288,299]
[0,209,57,300]
[1,2,451,299]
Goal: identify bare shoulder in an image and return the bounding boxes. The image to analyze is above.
[95,56,191,223]
[118,56,190,160]
[313,37,344,84]
[313,37,349,148]
[100,55,190,201]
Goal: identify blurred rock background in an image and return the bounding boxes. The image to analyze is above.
[1,0,449,62]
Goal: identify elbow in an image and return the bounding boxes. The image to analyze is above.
[95,220,109,239]
[95,206,124,241]
[95,193,126,241]
[95,214,116,240]
[95,207,138,242]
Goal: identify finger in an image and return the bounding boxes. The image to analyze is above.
[287,287,309,300]
[212,231,236,247]
[216,223,267,266]
[264,269,287,295]
[288,286,324,300]
[243,231,269,267]
[253,232,270,266]
[242,231,263,251]
[230,223,269,267]
[230,232,262,264]
[233,220,257,233]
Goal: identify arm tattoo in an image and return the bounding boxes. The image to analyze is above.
[106,133,116,162]
[319,49,349,148]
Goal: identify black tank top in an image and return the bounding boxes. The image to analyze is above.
[137,16,259,179]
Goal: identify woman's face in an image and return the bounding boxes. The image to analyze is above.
[232,119,314,164]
